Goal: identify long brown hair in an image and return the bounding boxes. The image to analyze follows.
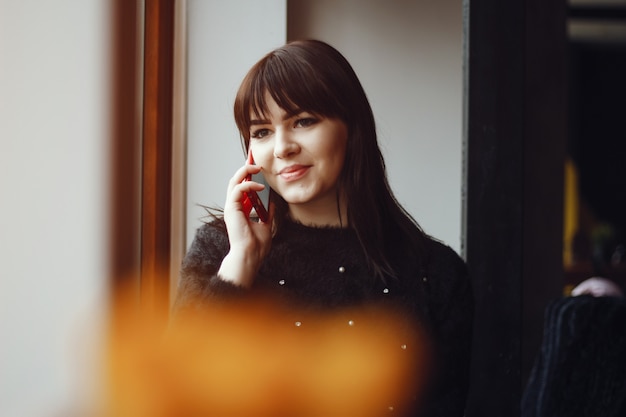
[234,39,430,280]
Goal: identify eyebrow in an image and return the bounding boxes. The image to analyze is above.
[249,118,270,126]
[249,109,307,127]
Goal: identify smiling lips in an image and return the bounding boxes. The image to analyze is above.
[278,165,310,181]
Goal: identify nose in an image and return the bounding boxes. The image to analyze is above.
[273,129,300,159]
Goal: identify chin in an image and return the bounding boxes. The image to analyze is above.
[282,195,314,205]
[277,189,313,204]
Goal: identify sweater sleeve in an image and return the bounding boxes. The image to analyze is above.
[420,242,474,417]
[171,220,248,314]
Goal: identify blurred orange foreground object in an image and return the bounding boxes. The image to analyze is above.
[104,293,431,417]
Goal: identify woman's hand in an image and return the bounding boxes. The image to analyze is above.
[217,164,273,288]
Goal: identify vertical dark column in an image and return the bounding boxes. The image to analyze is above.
[521,0,567,385]
[463,0,566,415]
[463,0,524,415]
[109,0,142,301]
[141,0,176,322]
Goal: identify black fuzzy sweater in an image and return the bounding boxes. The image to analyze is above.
[522,295,626,417]
[174,218,473,417]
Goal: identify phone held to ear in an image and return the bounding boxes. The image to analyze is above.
[242,149,270,222]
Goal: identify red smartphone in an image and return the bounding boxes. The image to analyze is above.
[242,149,270,222]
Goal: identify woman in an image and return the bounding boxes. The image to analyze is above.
[174,40,473,417]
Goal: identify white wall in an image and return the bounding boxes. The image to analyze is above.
[288,0,464,251]
[0,1,108,416]
[186,0,287,247]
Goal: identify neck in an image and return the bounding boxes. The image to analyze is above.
[287,194,348,228]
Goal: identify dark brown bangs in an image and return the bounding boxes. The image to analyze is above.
[234,43,348,145]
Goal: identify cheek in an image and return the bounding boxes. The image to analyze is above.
[328,124,348,169]
[249,143,273,167]
[328,141,348,172]
[328,150,344,171]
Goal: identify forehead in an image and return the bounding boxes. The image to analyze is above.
[249,92,304,122]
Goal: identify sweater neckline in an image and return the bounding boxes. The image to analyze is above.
[281,216,354,235]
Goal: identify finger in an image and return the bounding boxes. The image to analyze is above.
[228,164,263,189]
[225,184,256,213]
[231,181,266,205]
[225,168,265,209]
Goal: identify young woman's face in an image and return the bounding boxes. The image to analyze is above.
[248,94,348,223]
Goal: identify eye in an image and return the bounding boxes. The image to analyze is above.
[294,117,318,128]
[250,128,271,139]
